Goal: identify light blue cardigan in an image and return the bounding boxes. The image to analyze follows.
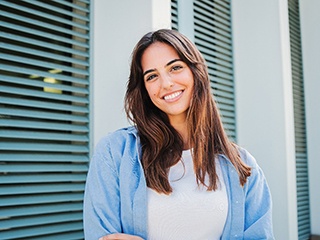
[84,127,274,240]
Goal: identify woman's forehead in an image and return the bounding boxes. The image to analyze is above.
[141,42,180,71]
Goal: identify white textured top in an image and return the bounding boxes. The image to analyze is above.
[147,150,228,240]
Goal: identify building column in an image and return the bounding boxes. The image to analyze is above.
[232,1,298,239]
[300,0,320,236]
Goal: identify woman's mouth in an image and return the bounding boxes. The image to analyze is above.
[163,90,183,101]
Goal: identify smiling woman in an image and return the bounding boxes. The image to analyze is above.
[83,29,274,240]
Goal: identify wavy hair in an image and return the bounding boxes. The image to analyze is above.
[125,29,251,194]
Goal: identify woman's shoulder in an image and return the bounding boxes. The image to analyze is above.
[106,125,137,137]
[92,126,139,168]
[218,146,258,169]
[237,147,258,169]
[237,147,268,185]
[94,126,138,153]
[98,126,137,143]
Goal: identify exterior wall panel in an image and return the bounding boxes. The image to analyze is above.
[0,1,91,238]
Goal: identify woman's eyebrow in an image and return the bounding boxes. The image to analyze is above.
[143,68,155,77]
[143,59,182,77]
[166,58,182,67]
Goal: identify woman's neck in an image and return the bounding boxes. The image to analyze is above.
[170,119,190,150]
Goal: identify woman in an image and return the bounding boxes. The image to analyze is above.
[84,29,274,240]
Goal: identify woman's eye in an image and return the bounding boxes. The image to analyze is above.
[172,65,183,71]
[146,74,157,81]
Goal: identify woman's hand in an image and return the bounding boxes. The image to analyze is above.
[99,233,144,240]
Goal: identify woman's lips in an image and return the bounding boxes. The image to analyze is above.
[163,90,183,101]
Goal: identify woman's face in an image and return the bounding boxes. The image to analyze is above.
[141,42,194,124]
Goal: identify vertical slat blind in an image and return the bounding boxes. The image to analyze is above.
[172,0,236,140]
[0,0,90,239]
[288,0,310,239]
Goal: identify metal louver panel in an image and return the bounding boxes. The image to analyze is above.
[171,0,178,31]
[288,0,311,239]
[193,0,236,140]
[0,0,91,239]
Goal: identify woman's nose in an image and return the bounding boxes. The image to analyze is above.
[160,73,174,89]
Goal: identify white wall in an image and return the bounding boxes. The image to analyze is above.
[232,1,298,239]
[300,0,320,236]
[91,0,171,147]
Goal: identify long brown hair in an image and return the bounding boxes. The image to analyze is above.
[125,29,251,194]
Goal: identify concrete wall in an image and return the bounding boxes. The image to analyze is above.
[232,1,298,239]
[300,0,320,236]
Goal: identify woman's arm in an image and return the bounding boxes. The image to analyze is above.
[83,137,122,240]
[243,150,274,239]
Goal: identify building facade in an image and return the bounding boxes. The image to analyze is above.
[1,0,319,239]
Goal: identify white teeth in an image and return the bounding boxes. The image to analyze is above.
[164,91,182,100]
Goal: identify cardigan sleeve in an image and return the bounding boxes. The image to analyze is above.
[242,149,275,240]
[83,136,122,240]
